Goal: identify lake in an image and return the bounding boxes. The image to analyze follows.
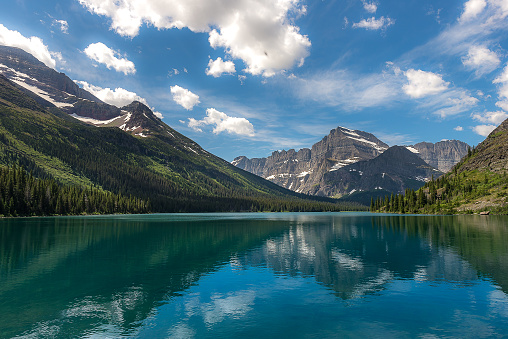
[1,212,508,338]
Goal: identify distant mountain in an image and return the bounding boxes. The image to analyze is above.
[405,140,470,172]
[233,125,469,203]
[0,51,363,213]
[325,146,443,204]
[233,126,389,194]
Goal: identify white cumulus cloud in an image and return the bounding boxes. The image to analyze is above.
[494,64,508,111]
[495,64,508,84]
[170,85,200,110]
[53,19,69,34]
[77,80,163,117]
[78,0,311,77]
[472,110,508,124]
[459,0,487,22]
[84,42,136,75]
[497,100,508,111]
[0,24,58,69]
[352,16,394,30]
[403,69,449,98]
[454,126,464,131]
[462,45,501,75]
[76,80,147,107]
[473,124,497,136]
[361,1,378,13]
[188,108,255,136]
[206,57,236,78]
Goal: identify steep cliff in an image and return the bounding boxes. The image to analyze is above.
[233,126,389,194]
[408,140,470,172]
[322,146,442,200]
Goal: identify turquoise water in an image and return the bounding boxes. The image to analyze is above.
[1,213,508,338]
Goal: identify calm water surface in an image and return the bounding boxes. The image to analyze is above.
[1,212,508,338]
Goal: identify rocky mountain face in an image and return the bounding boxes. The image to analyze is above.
[0,46,185,144]
[0,46,100,107]
[458,118,508,174]
[233,126,389,194]
[407,140,470,172]
[0,46,99,103]
[0,46,124,121]
[321,146,443,202]
[233,130,466,201]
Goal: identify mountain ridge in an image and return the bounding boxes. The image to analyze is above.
[233,126,389,194]
[372,118,508,214]
[233,126,465,200]
[325,145,443,204]
[406,140,470,172]
[0,48,362,214]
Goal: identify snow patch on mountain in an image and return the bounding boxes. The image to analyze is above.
[185,145,199,154]
[122,111,132,122]
[297,171,311,177]
[70,114,122,125]
[329,157,359,171]
[266,173,292,180]
[405,146,420,154]
[340,128,361,138]
[1,63,74,108]
[346,136,387,152]
[12,79,73,108]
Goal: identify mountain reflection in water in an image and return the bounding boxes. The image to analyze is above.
[1,213,507,338]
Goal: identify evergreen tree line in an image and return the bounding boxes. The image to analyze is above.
[370,146,508,214]
[0,163,365,216]
[0,164,149,217]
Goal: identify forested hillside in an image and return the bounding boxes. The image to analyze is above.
[0,74,363,215]
[0,165,148,216]
[371,121,508,215]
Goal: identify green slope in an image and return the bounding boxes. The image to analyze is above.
[371,118,508,215]
[0,75,363,214]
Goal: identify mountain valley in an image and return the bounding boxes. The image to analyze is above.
[0,46,361,215]
[2,45,503,215]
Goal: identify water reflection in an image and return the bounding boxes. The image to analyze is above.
[0,215,290,338]
[239,215,488,300]
[1,213,507,338]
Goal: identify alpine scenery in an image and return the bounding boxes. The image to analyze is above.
[1,1,508,338]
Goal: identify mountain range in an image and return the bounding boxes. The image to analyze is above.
[1,45,493,214]
[233,126,469,201]
[0,45,360,214]
[233,126,389,194]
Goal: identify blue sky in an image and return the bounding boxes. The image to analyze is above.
[1,0,508,161]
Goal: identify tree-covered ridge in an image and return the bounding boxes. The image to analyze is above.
[0,74,365,214]
[0,164,149,216]
[371,146,508,215]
